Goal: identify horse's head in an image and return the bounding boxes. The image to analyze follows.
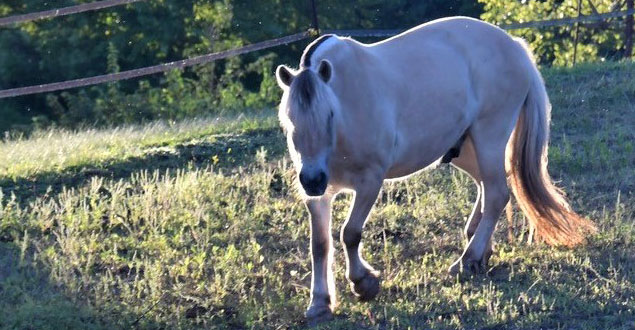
[276,60,336,197]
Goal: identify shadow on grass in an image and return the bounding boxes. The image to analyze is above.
[0,243,107,329]
[0,242,178,329]
[1,127,286,204]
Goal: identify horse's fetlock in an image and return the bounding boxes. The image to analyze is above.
[313,292,332,306]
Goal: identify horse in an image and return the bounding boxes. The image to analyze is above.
[274,16,596,322]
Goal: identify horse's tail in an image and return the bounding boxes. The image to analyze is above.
[507,39,596,246]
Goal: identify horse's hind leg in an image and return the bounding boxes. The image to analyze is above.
[450,136,484,241]
[451,136,494,272]
[449,120,511,275]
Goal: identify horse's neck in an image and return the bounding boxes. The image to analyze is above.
[325,41,393,158]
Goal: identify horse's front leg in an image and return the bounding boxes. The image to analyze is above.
[341,178,383,301]
[305,194,336,322]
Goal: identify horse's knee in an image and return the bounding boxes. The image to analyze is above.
[482,178,510,214]
[311,237,331,259]
[341,227,362,249]
[488,185,510,213]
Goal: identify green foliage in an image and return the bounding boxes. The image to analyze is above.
[0,61,634,329]
[479,0,628,65]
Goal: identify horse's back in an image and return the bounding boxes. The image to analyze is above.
[368,16,532,125]
[370,17,527,80]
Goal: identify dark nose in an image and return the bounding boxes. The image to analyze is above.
[299,170,328,196]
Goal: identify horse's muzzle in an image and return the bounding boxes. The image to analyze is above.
[299,170,328,196]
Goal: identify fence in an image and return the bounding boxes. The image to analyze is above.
[0,0,634,99]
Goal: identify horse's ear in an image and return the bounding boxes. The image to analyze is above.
[276,65,294,88]
[318,60,332,83]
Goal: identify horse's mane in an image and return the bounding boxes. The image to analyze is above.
[301,34,335,68]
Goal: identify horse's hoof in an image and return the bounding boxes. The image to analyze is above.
[448,257,488,276]
[306,304,333,326]
[448,260,462,276]
[351,271,381,301]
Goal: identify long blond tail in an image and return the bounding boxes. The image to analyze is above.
[508,40,596,246]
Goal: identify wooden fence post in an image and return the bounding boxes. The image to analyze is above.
[309,0,320,36]
[573,0,582,66]
[626,0,633,58]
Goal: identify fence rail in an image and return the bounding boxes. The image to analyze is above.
[0,0,144,27]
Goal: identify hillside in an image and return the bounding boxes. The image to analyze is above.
[0,61,634,329]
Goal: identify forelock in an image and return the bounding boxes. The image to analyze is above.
[290,70,318,107]
[283,69,335,143]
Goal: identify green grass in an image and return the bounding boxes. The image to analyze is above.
[1,61,634,329]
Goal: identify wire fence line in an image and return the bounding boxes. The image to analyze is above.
[329,9,635,39]
[501,8,635,29]
[0,4,634,99]
[322,29,404,38]
[0,0,144,27]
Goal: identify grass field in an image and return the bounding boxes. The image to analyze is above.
[1,62,634,329]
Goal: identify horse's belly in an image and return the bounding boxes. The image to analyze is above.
[384,135,453,179]
[385,159,440,179]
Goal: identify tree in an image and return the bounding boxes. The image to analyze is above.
[478,0,628,65]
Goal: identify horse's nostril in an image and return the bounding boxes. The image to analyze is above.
[299,170,328,193]
[317,171,326,184]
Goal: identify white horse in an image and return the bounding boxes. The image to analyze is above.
[275,16,595,322]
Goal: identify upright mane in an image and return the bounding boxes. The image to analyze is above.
[301,34,335,68]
